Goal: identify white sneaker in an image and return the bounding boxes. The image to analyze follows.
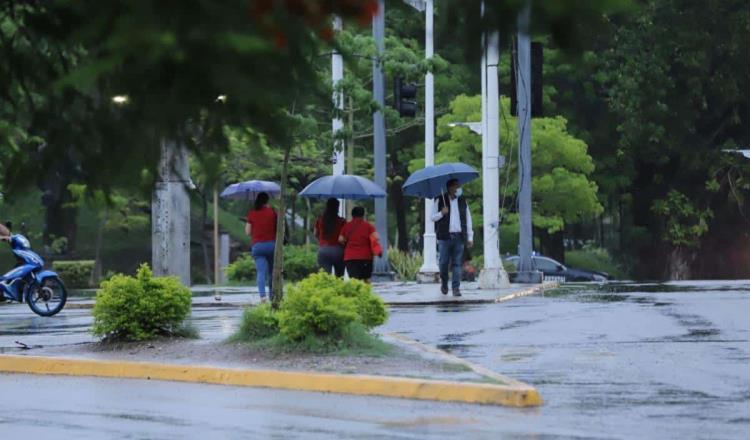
[260,297,269,304]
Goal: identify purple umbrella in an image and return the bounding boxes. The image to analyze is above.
[219,180,281,201]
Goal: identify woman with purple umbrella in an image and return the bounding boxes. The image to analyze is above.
[245,192,277,303]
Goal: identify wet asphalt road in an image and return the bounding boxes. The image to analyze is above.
[1,281,749,439]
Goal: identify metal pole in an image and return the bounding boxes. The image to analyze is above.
[516,2,541,283]
[373,0,389,274]
[213,188,221,300]
[332,16,346,217]
[418,0,440,281]
[213,188,219,284]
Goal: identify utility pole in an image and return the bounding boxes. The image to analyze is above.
[332,16,346,217]
[478,0,510,289]
[515,2,542,283]
[372,0,390,274]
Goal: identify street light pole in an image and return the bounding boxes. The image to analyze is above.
[410,0,440,282]
[372,0,390,274]
[478,8,510,289]
[332,16,346,217]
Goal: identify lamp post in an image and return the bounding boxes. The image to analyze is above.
[404,0,440,282]
[332,16,346,217]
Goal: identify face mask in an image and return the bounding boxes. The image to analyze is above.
[455,188,463,197]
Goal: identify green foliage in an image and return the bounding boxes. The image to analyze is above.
[52,260,95,288]
[388,248,423,281]
[233,303,279,341]
[565,247,629,280]
[283,245,319,281]
[432,94,603,233]
[92,264,192,342]
[226,254,256,283]
[276,272,388,342]
[651,190,712,248]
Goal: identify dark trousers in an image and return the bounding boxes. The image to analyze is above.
[438,234,465,289]
[318,245,345,277]
[345,260,373,281]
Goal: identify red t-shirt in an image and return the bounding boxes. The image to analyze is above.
[246,206,277,245]
[340,218,376,261]
[315,216,346,247]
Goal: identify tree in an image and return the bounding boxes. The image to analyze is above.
[431,94,602,261]
[601,0,750,278]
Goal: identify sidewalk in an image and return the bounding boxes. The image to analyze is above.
[67,281,558,309]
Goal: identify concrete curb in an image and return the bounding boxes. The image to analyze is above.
[384,332,537,391]
[63,282,559,310]
[0,355,542,407]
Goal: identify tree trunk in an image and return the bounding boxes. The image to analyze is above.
[271,143,292,309]
[200,193,212,283]
[290,193,297,244]
[665,246,693,280]
[304,198,311,246]
[538,227,565,263]
[91,209,108,286]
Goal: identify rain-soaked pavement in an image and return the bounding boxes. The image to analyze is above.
[1,281,750,439]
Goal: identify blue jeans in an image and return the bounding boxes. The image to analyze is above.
[252,241,275,298]
[438,235,465,289]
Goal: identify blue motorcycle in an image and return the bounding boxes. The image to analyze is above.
[0,233,67,316]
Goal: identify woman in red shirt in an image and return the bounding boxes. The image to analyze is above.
[314,198,346,277]
[339,206,382,282]
[245,192,277,302]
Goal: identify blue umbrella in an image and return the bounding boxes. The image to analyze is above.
[220,180,281,200]
[402,162,479,199]
[299,175,386,200]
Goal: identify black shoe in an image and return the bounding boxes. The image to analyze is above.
[441,285,449,295]
[452,288,462,297]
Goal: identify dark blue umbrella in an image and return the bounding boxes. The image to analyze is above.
[402,162,479,198]
[220,180,281,200]
[298,175,386,200]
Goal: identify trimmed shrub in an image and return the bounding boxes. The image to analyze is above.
[237,303,279,340]
[276,272,388,342]
[53,260,95,288]
[226,254,256,282]
[388,248,423,281]
[92,263,192,341]
[283,245,318,281]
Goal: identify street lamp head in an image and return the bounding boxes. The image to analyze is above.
[216,95,227,103]
[112,95,129,105]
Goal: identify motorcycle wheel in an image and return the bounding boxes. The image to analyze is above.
[27,276,67,317]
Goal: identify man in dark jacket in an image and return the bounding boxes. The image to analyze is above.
[431,179,473,296]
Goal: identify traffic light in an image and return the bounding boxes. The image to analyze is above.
[393,77,417,117]
[510,41,543,117]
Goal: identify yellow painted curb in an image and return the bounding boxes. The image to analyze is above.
[0,355,542,407]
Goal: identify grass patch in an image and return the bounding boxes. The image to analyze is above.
[565,248,629,279]
[172,323,201,339]
[441,362,474,373]
[229,322,392,356]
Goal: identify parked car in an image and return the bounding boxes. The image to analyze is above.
[504,254,611,282]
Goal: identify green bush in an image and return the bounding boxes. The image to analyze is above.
[566,247,628,279]
[388,248,423,281]
[226,254,256,282]
[53,260,95,288]
[277,272,388,342]
[236,303,279,340]
[283,245,318,281]
[92,263,192,341]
